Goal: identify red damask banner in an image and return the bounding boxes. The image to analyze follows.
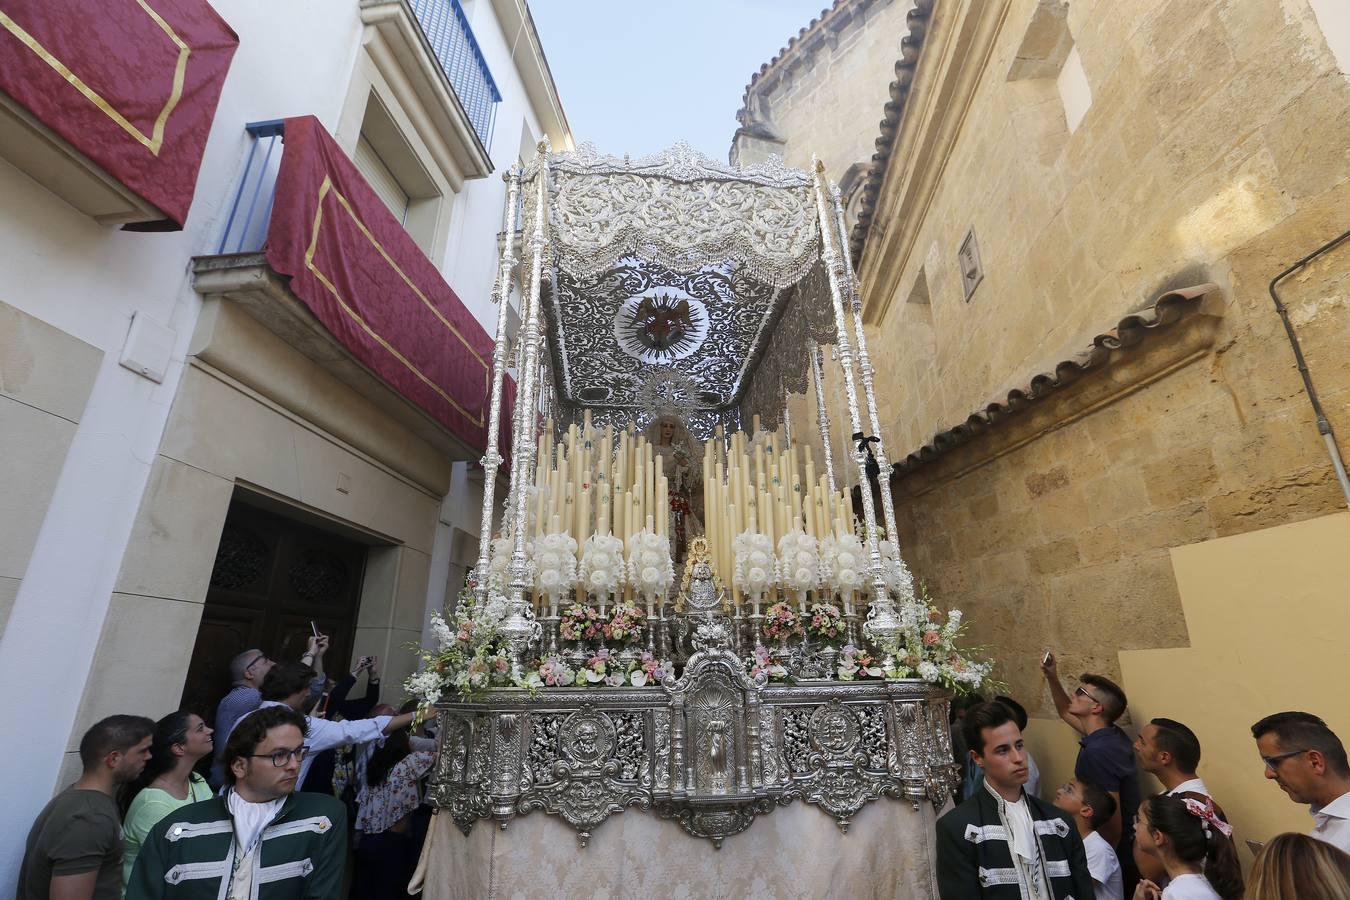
[0,0,238,227]
[266,116,509,459]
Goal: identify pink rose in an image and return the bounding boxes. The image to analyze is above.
[923,631,940,646]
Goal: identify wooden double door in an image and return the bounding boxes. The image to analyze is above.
[181,499,368,720]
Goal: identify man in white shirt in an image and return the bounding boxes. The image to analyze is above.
[1251,711,1350,854]
[1134,717,1224,806]
[1053,778,1124,900]
[258,662,416,786]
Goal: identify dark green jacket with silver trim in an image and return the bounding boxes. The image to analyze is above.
[935,782,1095,900]
[125,792,346,900]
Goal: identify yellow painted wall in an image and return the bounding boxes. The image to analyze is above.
[1119,510,1350,856]
[1022,512,1350,862]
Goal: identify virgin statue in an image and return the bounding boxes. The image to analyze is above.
[645,415,703,564]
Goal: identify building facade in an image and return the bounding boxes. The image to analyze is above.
[0,0,568,884]
[735,0,1350,848]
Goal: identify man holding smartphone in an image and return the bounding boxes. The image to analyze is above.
[210,633,330,787]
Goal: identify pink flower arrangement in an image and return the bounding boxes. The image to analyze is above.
[604,602,646,644]
[536,656,576,686]
[807,603,846,642]
[761,601,803,641]
[559,603,602,642]
[582,647,614,683]
[747,644,790,681]
[627,651,671,687]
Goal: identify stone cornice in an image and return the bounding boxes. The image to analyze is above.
[893,286,1225,492]
[731,0,888,158]
[856,0,1011,326]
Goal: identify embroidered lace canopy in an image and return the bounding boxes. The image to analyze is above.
[523,142,840,437]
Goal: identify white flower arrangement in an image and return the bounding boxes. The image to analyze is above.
[533,531,578,604]
[820,532,866,597]
[733,530,777,599]
[404,588,527,708]
[871,583,997,695]
[776,529,820,594]
[878,539,916,602]
[626,528,673,599]
[579,533,626,599]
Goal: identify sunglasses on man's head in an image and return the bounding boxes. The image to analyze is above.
[245,653,270,673]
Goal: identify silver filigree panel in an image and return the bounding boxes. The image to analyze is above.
[546,257,782,413]
[538,142,820,289]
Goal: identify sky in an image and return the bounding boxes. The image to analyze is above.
[528,0,835,162]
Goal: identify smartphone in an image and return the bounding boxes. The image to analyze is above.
[1042,650,1053,665]
[310,620,320,639]
[313,692,330,717]
[358,655,374,668]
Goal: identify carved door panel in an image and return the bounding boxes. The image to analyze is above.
[180,501,367,719]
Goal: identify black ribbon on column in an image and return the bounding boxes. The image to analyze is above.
[853,432,881,481]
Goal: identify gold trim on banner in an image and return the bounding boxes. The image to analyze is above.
[0,0,189,156]
[305,176,489,428]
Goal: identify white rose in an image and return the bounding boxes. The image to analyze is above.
[589,570,608,588]
[837,552,856,569]
[794,568,814,585]
[838,569,857,587]
[748,567,767,584]
[539,570,561,589]
[641,566,660,586]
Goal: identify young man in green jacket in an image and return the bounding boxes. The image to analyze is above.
[127,706,346,900]
[936,701,1095,899]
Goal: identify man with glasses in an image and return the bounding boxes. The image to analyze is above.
[1251,711,1350,853]
[211,638,328,787]
[126,705,346,900]
[1041,654,1140,891]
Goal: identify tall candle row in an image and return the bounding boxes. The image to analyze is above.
[521,415,854,613]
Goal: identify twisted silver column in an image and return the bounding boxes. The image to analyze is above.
[473,167,523,605]
[811,159,901,660]
[830,184,899,550]
[808,339,836,493]
[500,141,551,674]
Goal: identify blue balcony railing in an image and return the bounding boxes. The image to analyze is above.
[409,0,501,150]
[217,120,284,254]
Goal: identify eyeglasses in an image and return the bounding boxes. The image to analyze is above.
[1261,748,1308,770]
[244,653,270,673]
[250,746,309,767]
[1074,686,1104,705]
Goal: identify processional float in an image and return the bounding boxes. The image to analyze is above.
[417,141,991,849]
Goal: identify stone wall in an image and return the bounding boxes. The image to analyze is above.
[730,0,911,183]
[771,0,1350,707]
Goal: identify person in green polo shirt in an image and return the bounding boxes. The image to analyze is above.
[126,705,346,900]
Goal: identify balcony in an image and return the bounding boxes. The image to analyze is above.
[359,0,500,181]
[0,0,239,226]
[200,118,509,471]
[408,0,500,149]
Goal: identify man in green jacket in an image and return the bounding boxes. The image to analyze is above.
[126,706,346,900]
[936,701,1095,899]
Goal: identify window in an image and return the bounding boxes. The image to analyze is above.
[353,93,442,254]
[355,135,410,224]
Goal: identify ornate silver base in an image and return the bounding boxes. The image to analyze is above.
[429,645,958,848]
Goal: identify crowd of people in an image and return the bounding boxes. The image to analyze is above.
[937,652,1350,899]
[18,635,441,900]
[16,637,1350,900]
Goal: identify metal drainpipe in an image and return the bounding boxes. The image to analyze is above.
[1268,228,1350,506]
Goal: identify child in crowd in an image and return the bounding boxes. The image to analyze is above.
[1132,793,1243,900]
[1054,778,1123,900]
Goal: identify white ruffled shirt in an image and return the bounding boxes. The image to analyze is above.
[226,790,284,854]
